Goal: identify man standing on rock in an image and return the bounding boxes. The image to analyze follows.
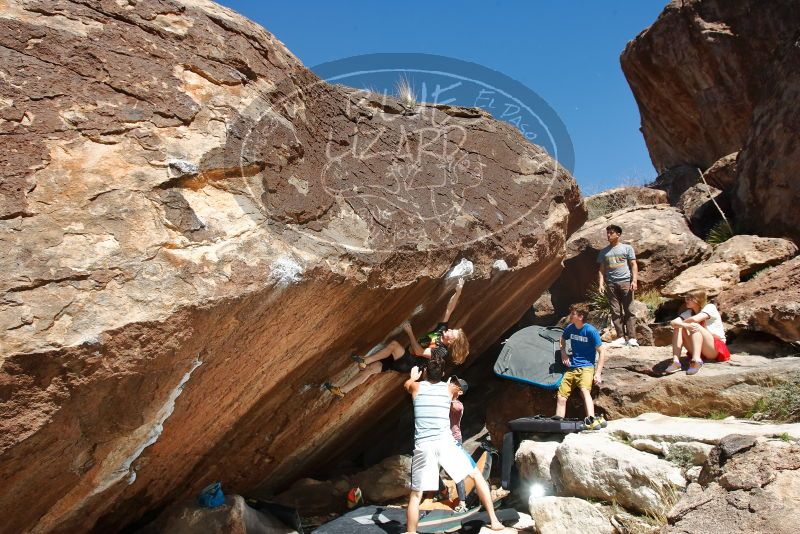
[597,224,639,347]
[404,358,504,533]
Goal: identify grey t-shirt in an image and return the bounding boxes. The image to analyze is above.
[597,243,636,283]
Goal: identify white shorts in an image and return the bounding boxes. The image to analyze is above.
[410,436,475,492]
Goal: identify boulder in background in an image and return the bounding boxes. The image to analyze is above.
[708,235,798,277]
[620,0,800,172]
[717,256,800,342]
[661,261,740,298]
[584,186,667,220]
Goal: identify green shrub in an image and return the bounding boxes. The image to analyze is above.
[705,220,747,245]
[637,288,665,316]
[665,447,694,469]
[587,283,611,324]
[706,410,730,420]
[750,375,800,422]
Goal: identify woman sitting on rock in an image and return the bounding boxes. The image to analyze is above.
[665,289,730,375]
[324,278,470,398]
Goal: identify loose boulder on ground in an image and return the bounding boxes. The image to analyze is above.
[552,432,686,516]
[273,478,349,516]
[666,437,800,534]
[515,439,560,492]
[708,235,797,277]
[529,496,615,534]
[717,256,800,342]
[352,455,411,503]
[144,495,298,534]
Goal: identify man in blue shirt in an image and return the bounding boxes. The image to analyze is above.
[555,303,607,430]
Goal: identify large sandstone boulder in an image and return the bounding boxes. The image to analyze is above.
[515,439,560,492]
[551,432,686,516]
[666,437,800,534]
[352,455,411,503]
[733,35,800,242]
[0,2,585,533]
[485,346,800,443]
[717,256,800,342]
[528,496,614,534]
[549,206,710,314]
[584,186,667,221]
[661,261,740,298]
[621,0,800,173]
[708,235,797,277]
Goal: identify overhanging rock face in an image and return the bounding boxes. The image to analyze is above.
[0,1,584,532]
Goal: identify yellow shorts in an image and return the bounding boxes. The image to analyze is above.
[557,366,595,398]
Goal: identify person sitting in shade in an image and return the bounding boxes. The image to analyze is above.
[665,289,730,376]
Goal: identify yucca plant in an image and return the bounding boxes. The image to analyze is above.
[586,283,612,325]
[706,220,736,245]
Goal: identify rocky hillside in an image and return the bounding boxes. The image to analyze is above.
[621,0,800,242]
[0,1,584,532]
[542,0,800,344]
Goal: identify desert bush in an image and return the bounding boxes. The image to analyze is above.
[665,447,694,469]
[637,288,665,316]
[395,76,417,108]
[749,374,800,422]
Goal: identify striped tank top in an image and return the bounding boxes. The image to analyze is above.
[413,381,452,445]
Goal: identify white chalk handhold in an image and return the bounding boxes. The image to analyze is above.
[493,259,509,271]
[448,258,474,278]
[269,257,303,284]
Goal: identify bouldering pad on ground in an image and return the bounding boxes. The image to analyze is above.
[494,326,567,389]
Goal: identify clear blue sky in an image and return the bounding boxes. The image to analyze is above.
[217,1,667,194]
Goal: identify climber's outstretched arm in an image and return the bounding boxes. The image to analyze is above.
[442,278,465,323]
